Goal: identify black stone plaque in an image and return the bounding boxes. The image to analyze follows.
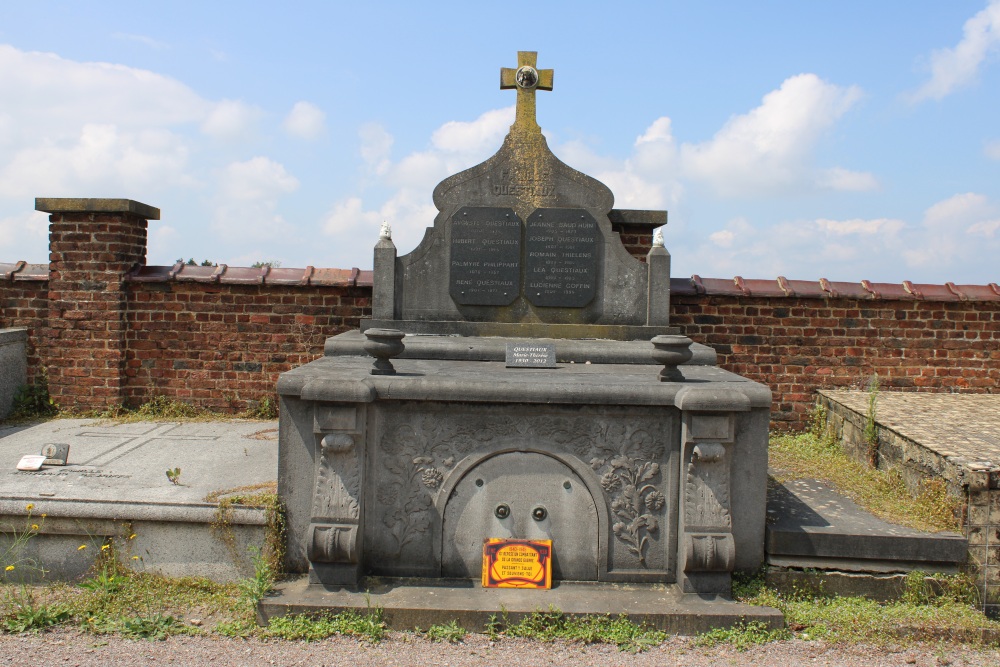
[505,342,556,368]
[449,206,522,306]
[524,209,599,308]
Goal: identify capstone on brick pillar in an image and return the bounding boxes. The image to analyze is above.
[36,198,159,412]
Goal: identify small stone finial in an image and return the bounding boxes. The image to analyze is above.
[652,227,664,248]
[379,221,392,240]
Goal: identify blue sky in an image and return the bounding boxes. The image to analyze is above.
[1,1,998,283]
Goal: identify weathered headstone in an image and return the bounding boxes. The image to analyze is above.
[273,52,773,630]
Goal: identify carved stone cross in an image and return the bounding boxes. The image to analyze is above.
[500,51,554,133]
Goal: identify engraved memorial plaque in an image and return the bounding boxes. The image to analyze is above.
[525,209,599,308]
[450,206,522,306]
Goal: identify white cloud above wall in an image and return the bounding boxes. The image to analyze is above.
[679,74,865,196]
[282,101,326,140]
[211,157,299,240]
[201,99,263,141]
[910,0,1000,102]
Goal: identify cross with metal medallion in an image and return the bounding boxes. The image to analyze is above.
[500,51,554,133]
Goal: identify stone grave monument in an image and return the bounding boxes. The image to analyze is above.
[271,52,774,628]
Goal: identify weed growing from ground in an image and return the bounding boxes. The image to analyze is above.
[729,569,999,646]
[4,373,57,423]
[263,609,386,643]
[1,504,46,581]
[421,619,466,643]
[694,621,790,651]
[490,607,667,652]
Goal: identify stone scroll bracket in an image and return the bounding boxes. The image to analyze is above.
[675,386,750,597]
[307,403,367,587]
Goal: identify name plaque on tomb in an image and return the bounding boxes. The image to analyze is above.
[525,208,599,308]
[449,206,522,306]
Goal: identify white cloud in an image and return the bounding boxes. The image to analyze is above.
[0,45,208,130]
[680,74,863,196]
[201,99,262,141]
[911,0,1000,102]
[212,157,299,239]
[283,101,326,140]
[923,192,993,227]
[359,123,393,168]
[322,196,378,235]
[986,140,1000,159]
[902,192,1000,270]
[0,124,192,198]
[818,168,879,192]
[431,107,513,154]
[682,215,906,281]
[0,210,48,259]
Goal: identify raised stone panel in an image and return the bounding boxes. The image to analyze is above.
[365,402,678,581]
[689,414,734,442]
[314,406,357,432]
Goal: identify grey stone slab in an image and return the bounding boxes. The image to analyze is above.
[279,354,772,409]
[326,330,717,365]
[0,418,279,582]
[361,318,680,340]
[0,328,27,420]
[766,478,967,566]
[260,577,784,635]
[0,419,278,505]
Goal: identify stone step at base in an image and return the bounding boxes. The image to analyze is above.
[259,577,784,636]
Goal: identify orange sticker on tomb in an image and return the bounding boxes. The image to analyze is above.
[482,538,552,589]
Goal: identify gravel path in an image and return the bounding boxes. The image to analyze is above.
[2,630,998,666]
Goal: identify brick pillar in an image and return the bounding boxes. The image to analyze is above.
[36,198,159,412]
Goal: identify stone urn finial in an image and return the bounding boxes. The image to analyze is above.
[652,227,664,248]
[379,220,392,240]
[651,335,693,382]
[364,328,405,375]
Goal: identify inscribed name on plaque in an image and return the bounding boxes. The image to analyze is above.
[449,206,522,306]
[524,208,599,308]
[505,342,556,368]
[482,538,552,589]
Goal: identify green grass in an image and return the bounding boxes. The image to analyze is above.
[728,571,999,647]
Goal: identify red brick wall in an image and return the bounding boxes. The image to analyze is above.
[4,274,998,427]
[123,281,369,411]
[0,276,48,385]
[671,295,1000,427]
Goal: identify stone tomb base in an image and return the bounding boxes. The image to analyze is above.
[274,333,773,628]
[260,577,784,635]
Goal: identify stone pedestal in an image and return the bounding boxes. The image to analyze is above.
[278,333,770,598]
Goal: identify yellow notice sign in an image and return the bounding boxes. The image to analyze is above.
[482,538,552,589]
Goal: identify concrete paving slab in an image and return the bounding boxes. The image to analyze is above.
[261,577,784,635]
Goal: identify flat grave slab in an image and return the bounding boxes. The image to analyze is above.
[766,477,967,570]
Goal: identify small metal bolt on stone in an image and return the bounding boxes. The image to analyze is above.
[364,328,405,375]
[650,335,694,382]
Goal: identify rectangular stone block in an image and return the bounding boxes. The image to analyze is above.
[0,328,28,419]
